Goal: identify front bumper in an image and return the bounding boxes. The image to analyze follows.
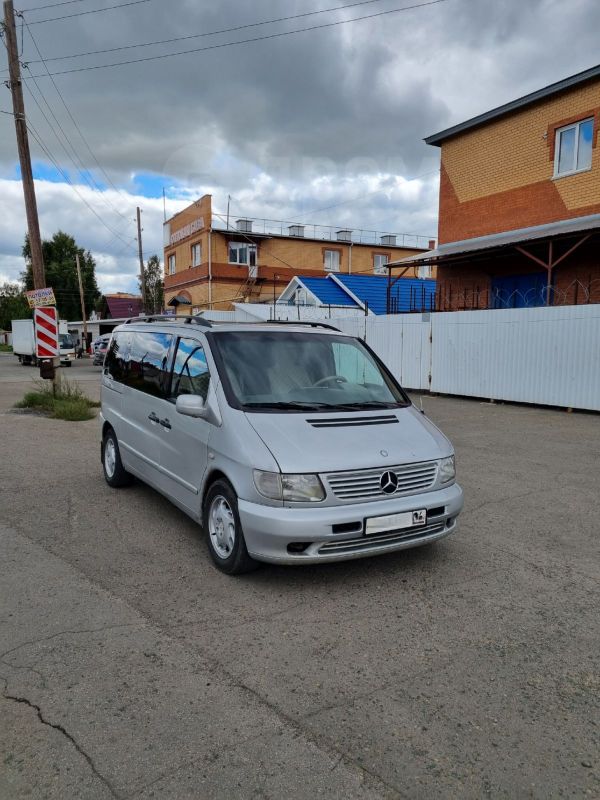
[239,482,463,564]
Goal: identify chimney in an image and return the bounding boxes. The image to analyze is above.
[428,239,436,250]
[236,219,253,233]
[288,225,305,237]
[380,234,396,246]
[336,229,352,242]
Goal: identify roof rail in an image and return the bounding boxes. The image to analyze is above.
[263,320,340,332]
[123,314,212,328]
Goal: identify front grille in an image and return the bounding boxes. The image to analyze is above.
[318,521,447,555]
[325,460,438,501]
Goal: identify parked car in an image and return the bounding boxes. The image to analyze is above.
[93,339,109,366]
[100,318,463,574]
[93,333,111,353]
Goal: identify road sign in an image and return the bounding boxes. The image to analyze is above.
[34,306,59,358]
[26,287,56,308]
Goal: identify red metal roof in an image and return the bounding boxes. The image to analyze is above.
[104,295,143,318]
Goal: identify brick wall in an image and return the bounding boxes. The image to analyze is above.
[438,79,600,243]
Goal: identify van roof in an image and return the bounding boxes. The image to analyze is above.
[114,316,345,335]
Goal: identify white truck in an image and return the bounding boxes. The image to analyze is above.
[12,318,75,367]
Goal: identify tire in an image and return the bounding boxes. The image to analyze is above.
[102,428,133,488]
[203,479,258,575]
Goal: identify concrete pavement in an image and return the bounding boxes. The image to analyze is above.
[1,357,599,798]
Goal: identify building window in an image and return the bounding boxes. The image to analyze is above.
[324,249,340,272]
[168,254,176,275]
[373,254,389,275]
[554,118,594,177]
[228,241,257,266]
[191,243,202,267]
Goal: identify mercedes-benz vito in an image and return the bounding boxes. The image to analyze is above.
[100,317,463,574]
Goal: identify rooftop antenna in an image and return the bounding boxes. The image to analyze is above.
[162,187,166,222]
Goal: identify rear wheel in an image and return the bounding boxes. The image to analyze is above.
[102,428,133,488]
[203,480,258,575]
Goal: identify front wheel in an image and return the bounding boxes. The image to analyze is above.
[203,480,258,575]
[102,428,133,488]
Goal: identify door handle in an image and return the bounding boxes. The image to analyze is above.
[148,412,160,423]
[160,418,172,430]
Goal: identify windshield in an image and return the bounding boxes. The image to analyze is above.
[59,333,74,349]
[212,330,409,411]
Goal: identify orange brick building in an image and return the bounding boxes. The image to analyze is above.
[163,195,432,312]
[397,64,600,309]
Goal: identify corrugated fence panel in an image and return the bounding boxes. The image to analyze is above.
[430,306,600,410]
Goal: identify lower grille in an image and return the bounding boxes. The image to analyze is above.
[318,521,447,555]
[325,461,438,501]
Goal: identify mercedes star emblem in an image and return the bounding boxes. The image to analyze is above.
[380,470,399,494]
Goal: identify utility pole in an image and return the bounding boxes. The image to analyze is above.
[136,206,146,313]
[75,253,88,354]
[3,0,45,288]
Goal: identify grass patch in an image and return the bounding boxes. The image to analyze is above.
[0,344,12,352]
[15,379,100,421]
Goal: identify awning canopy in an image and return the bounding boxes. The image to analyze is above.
[389,213,600,268]
[168,294,192,307]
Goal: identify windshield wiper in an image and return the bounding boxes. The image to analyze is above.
[323,401,404,410]
[243,401,333,410]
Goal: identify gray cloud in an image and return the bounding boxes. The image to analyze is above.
[0,0,598,291]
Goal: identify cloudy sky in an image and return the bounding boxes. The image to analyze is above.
[0,0,598,294]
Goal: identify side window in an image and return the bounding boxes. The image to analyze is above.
[170,338,210,401]
[125,331,173,397]
[104,332,129,383]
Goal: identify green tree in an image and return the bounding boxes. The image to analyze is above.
[0,283,31,331]
[139,254,164,314]
[22,231,101,321]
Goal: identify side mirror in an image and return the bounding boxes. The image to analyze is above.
[176,394,206,418]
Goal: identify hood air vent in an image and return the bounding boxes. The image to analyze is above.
[308,415,399,428]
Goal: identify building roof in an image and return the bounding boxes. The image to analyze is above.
[297,276,360,307]
[104,294,143,318]
[333,275,436,315]
[211,226,429,251]
[390,212,600,266]
[425,63,600,147]
[281,274,436,315]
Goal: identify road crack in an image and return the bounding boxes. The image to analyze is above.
[2,682,121,799]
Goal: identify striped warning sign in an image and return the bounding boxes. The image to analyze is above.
[34,306,59,358]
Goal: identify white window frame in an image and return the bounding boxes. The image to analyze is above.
[228,241,257,266]
[323,249,341,272]
[168,254,176,275]
[191,243,202,267]
[373,254,389,275]
[553,117,594,179]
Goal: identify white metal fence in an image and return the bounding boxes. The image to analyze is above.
[335,306,600,412]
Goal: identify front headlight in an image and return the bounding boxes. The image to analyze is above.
[253,470,325,502]
[439,455,456,484]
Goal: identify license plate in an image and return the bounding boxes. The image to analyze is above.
[365,509,426,536]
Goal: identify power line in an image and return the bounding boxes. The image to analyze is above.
[24,0,450,77]
[20,14,132,208]
[23,0,151,26]
[24,0,392,64]
[19,0,90,12]
[24,77,130,225]
[25,119,136,248]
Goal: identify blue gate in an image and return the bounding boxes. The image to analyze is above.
[491,272,548,308]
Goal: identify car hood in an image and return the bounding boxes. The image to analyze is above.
[245,406,452,474]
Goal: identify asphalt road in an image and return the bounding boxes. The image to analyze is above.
[0,355,598,799]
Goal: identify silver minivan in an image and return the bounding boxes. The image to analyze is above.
[100,317,463,574]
